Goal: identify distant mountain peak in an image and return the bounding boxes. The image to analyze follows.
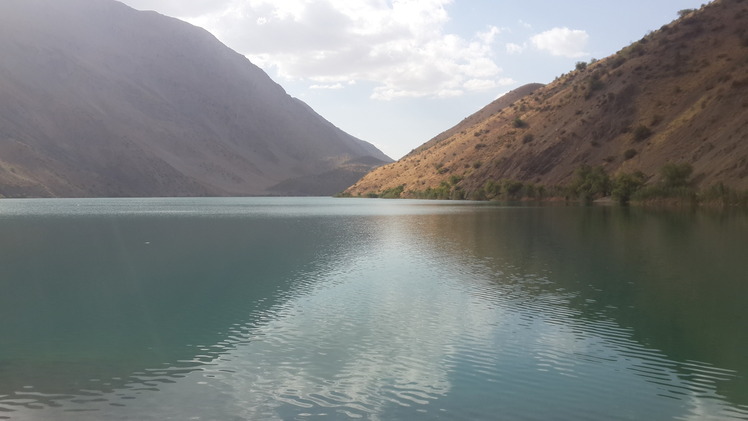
[0,0,390,197]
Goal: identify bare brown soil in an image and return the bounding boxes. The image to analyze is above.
[346,0,748,197]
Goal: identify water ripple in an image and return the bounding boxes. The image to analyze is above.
[2,199,747,420]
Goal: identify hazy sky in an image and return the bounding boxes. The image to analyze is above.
[119,0,709,159]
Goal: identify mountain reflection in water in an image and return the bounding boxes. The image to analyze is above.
[0,198,746,420]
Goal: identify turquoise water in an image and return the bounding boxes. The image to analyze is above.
[0,197,746,420]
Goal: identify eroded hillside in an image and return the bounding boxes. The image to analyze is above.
[346,0,748,199]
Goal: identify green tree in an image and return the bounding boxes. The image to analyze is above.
[483,180,501,199]
[660,163,693,189]
[380,184,405,198]
[612,171,646,204]
[503,180,525,199]
[678,9,696,18]
[572,165,611,202]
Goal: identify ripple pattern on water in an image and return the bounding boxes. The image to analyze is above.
[2,199,747,421]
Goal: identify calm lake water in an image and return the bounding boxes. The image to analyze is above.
[0,197,746,420]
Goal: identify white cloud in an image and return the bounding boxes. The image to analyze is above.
[179,0,509,100]
[476,25,504,44]
[309,83,344,90]
[530,27,589,58]
[506,42,525,54]
[122,0,226,18]
[497,77,517,86]
[464,79,496,91]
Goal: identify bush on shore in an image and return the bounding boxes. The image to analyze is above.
[354,162,747,208]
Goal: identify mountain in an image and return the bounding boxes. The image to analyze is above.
[0,0,390,198]
[346,0,748,199]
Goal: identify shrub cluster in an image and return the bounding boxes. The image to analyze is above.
[571,165,611,202]
[410,181,463,200]
[585,75,605,99]
[355,162,748,209]
[513,118,528,128]
[633,125,653,142]
[379,184,405,199]
[469,179,554,201]
[630,163,696,203]
[612,171,646,204]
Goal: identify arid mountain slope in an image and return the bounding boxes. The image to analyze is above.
[346,0,748,198]
[0,0,390,198]
[407,83,546,157]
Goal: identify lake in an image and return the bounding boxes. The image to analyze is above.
[0,197,746,420]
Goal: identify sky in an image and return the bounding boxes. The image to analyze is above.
[118,0,710,159]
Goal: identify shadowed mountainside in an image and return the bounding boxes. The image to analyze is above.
[0,0,390,198]
[346,0,748,198]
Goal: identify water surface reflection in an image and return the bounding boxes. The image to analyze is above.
[1,198,746,420]
[414,205,748,415]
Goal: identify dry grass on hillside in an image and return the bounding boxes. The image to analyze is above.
[346,0,748,199]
